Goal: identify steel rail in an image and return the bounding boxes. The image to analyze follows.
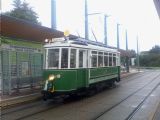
[93,72,160,120]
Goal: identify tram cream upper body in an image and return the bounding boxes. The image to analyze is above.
[44,37,120,69]
[44,37,118,54]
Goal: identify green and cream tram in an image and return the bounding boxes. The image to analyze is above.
[42,37,120,100]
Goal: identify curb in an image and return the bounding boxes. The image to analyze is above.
[0,93,42,108]
[120,71,139,79]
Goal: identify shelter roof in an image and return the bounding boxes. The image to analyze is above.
[0,15,76,42]
[0,15,129,56]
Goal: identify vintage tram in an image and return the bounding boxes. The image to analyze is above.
[42,37,120,100]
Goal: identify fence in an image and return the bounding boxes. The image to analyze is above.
[0,46,43,95]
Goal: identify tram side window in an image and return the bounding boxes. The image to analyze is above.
[61,48,68,68]
[48,49,59,68]
[79,50,83,68]
[91,51,97,67]
[113,54,116,66]
[109,53,112,66]
[98,52,103,67]
[104,53,108,66]
[70,49,76,68]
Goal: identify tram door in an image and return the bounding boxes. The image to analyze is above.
[77,49,87,88]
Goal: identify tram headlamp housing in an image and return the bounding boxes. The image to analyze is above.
[48,74,55,81]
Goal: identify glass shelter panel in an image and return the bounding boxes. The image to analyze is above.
[48,49,59,68]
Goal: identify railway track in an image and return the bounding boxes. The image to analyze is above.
[1,98,64,120]
[2,93,85,120]
[93,71,160,120]
[120,70,150,84]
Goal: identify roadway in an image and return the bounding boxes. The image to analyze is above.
[1,70,160,120]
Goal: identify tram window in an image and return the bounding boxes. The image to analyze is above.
[104,56,108,66]
[109,53,112,66]
[92,51,97,54]
[91,51,97,67]
[70,49,76,68]
[104,53,108,56]
[79,50,83,67]
[48,49,59,68]
[104,52,108,66]
[61,48,68,68]
[79,50,87,68]
[113,54,116,66]
[98,52,103,67]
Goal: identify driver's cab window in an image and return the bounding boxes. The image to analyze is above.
[48,49,59,68]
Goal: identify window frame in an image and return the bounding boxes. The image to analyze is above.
[104,52,109,67]
[47,48,60,69]
[91,50,98,68]
[79,49,88,68]
[70,48,77,69]
[61,47,69,69]
[98,51,104,67]
[45,46,120,69]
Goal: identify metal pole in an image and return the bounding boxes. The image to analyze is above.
[117,23,120,49]
[137,36,140,71]
[126,30,128,50]
[104,15,108,46]
[125,30,129,72]
[85,0,89,40]
[0,49,2,95]
[51,0,57,29]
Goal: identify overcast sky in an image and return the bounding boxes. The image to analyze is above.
[2,0,160,51]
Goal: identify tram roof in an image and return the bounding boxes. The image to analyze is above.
[0,15,77,42]
[44,38,119,53]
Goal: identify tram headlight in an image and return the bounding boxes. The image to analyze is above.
[48,74,55,81]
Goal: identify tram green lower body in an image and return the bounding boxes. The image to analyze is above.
[42,67,120,96]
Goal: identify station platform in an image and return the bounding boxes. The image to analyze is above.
[0,88,42,107]
[0,69,139,107]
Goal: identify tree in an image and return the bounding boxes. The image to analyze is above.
[149,45,160,54]
[4,0,40,25]
[138,45,160,67]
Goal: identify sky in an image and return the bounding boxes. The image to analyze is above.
[1,0,160,51]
